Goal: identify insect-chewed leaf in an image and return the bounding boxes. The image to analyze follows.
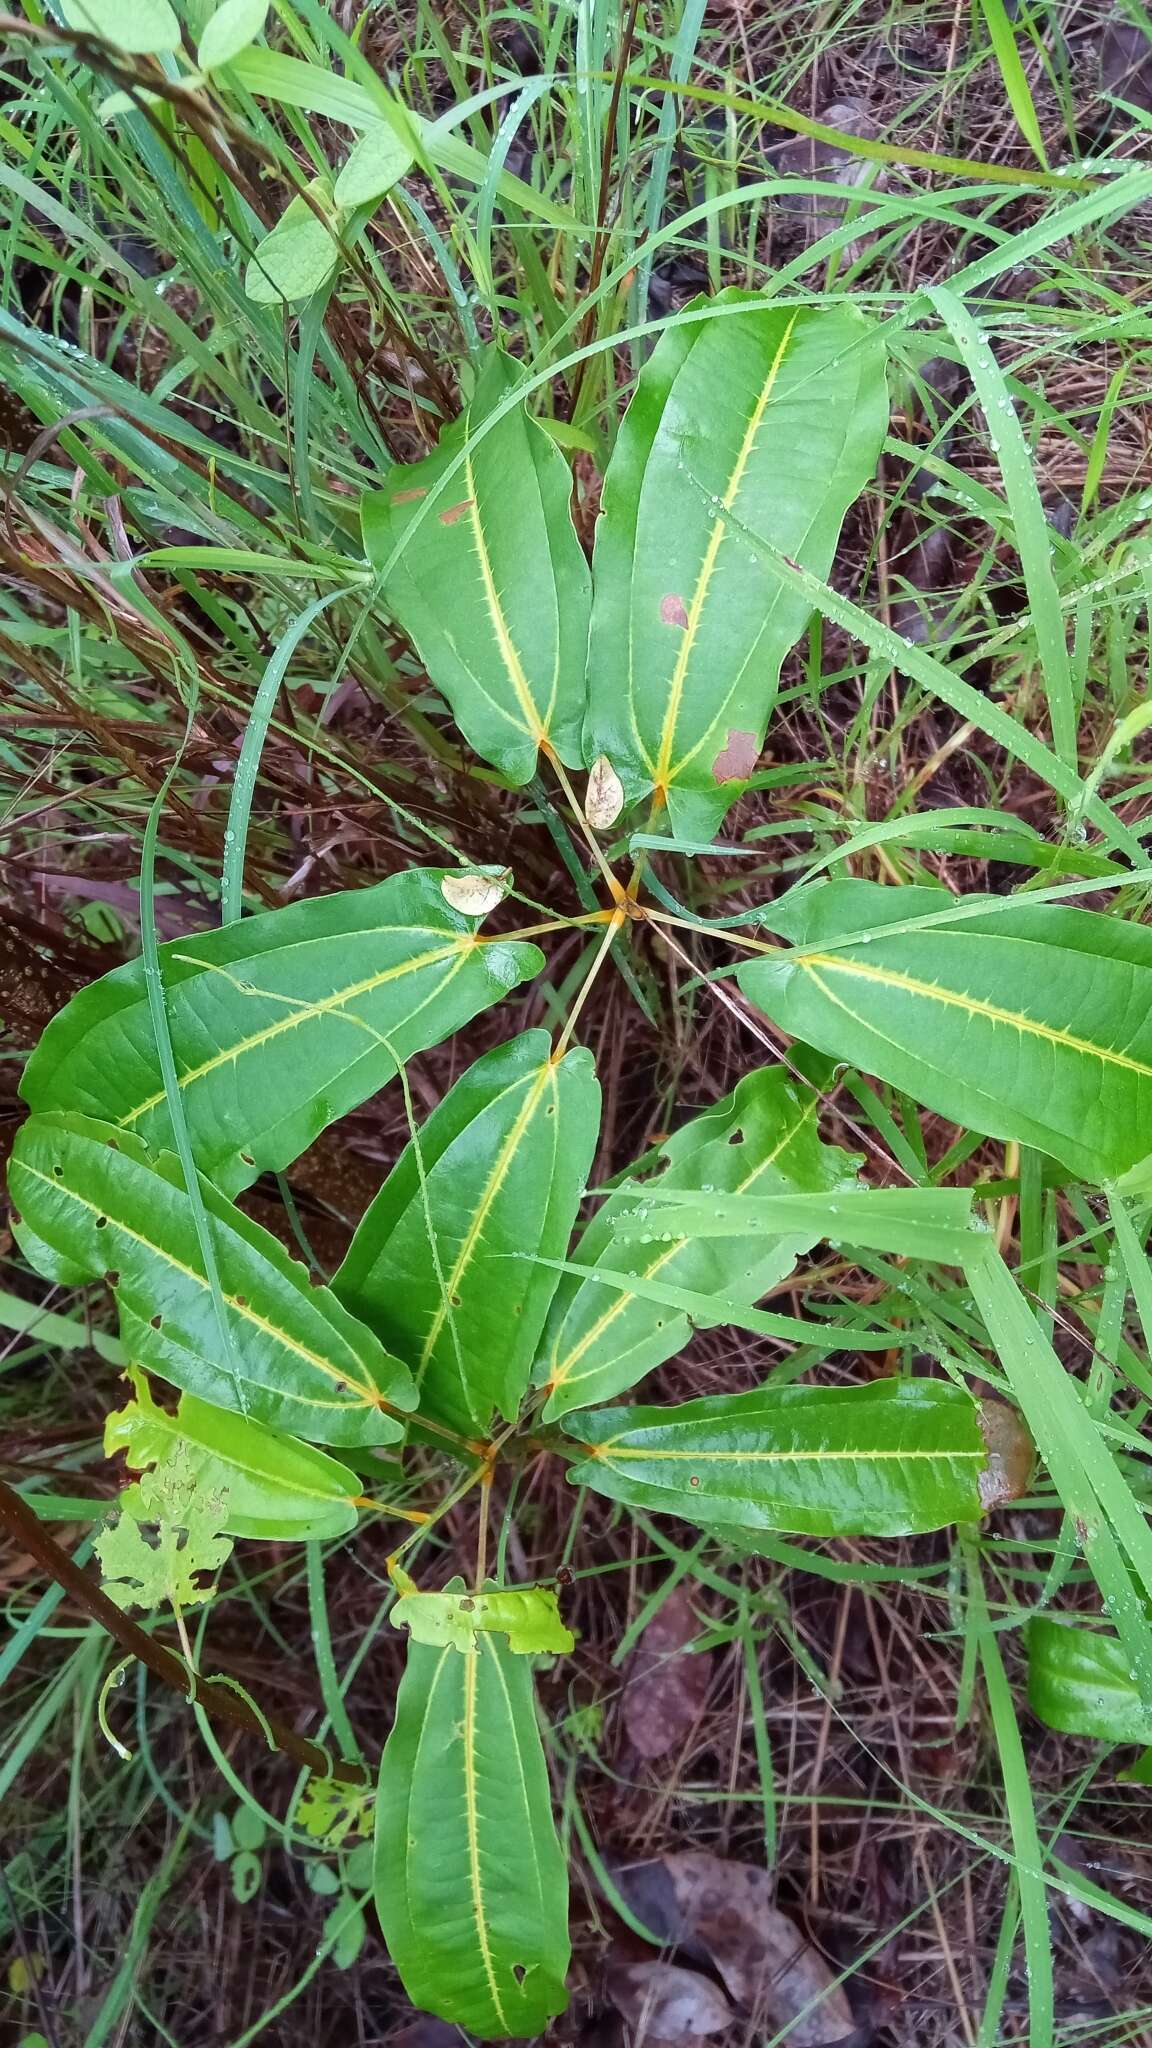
[96,1442,233,1611]
[585,293,888,839]
[375,1577,570,2038]
[740,878,1152,1185]
[536,1063,856,1422]
[9,1114,415,1446]
[1027,1617,1152,1745]
[563,1379,988,1538]
[392,1583,574,1655]
[20,869,543,1197]
[106,1367,361,1540]
[362,348,591,784]
[336,1033,600,1434]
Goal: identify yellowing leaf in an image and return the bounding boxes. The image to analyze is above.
[96,1443,233,1611]
[584,755,625,831]
[439,868,510,917]
[391,1582,574,1655]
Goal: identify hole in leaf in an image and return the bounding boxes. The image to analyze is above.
[511,1965,527,1986]
[105,1270,120,1287]
[95,1215,108,1229]
[450,1292,462,1307]
[10,1211,21,1226]
[332,1381,348,1395]
[234,1294,247,1308]
[240,1152,255,1167]
[106,1137,119,1150]
[52,1163,64,1178]
[150,1314,163,1330]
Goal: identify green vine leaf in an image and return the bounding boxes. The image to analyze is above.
[1028,1617,1152,1746]
[20,869,544,1196]
[563,1379,989,1538]
[375,1578,570,2037]
[105,1368,362,1539]
[362,349,592,785]
[95,1442,233,1611]
[392,1583,574,1655]
[336,1032,600,1435]
[10,1115,416,1446]
[536,1063,857,1421]
[60,0,180,53]
[585,291,889,838]
[740,878,1152,1184]
[244,181,343,306]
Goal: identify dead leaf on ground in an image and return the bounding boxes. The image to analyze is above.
[607,1959,732,2042]
[621,1583,713,1761]
[776,101,885,266]
[614,1852,858,2047]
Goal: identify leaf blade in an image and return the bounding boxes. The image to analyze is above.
[20,869,543,1195]
[375,1583,570,2038]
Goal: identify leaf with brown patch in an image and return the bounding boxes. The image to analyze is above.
[712,729,760,785]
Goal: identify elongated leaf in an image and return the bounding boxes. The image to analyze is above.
[336,1033,600,1435]
[585,293,888,837]
[375,1579,570,2038]
[536,1063,857,1422]
[563,1379,988,1537]
[1028,1617,1152,1744]
[392,1583,574,1654]
[623,1186,981,1265]
[363,350,592,783]
[20,869,543,1196]
[741,879,1152,1185]
[9,1115,415,1446]
[106,1368,360,1540]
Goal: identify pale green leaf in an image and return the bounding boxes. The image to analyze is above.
[10,1114,415,1446]
[245,184,342,305]
[392,1583,574,1655]
[363,349,592,784]
[95,1443,233,1610]
[105,1367,361,1540]
[336,1032,600,1435]
[61,0,180,53]
[741,879,1152,1184]
[563,1379,989,1537]
[375,1581,570,2037]
[585,293,888,837]
[197,0,267,70]
[334,123,414,207]
[536,1063,857,1422]
[624,1185,981,1265]
[1028,1617,1152,1744]
[20,868,543,1196]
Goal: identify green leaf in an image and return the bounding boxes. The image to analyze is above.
[363,350,592,784]
[230,1804,267,1852]
[21,868,543,1196]
[334,123,414,207]
[563,1379,988,1537]
[374,1580,570,2038]
[10,1115,415,1446]
[231,1851,262,1902]
[536,1063,857,1422]
[1028,1617,1152,1744]
[740,879,1152,1184]
[197,0,266,69]
[60,0,180,53]
[326,1900,367,1970]
[585,293,888,838]
[245,182,342,305]
[105,1367,361,1539]
[624,1186,981,1265]
[392,1583,574,1655]
[95,1443,233,1610]
[335,1033,600,1435]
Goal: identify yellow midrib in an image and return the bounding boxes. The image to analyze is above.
[801,950,1152,1080]
[547,1090,820,1394]
[462,1645,509,2031]
[121,938,466,1128]
[651,313,798,793]
[588,1444,981,1465]
[420,1062,554,1386]
[16,1158,383,1416]
[465,448,548,746]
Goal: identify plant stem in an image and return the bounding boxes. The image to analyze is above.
[554,908,627,1055]
[0,1479,367,1784]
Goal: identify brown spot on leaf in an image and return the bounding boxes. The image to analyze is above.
[438,498,474,526]
[660,592,690,629]
[391,486,428,505]
[712,729,760,784]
